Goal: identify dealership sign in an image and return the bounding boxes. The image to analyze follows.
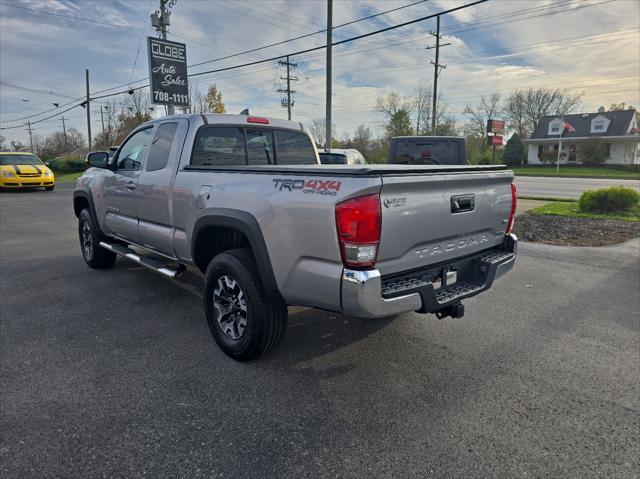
[487,135,503,146]
[147,37,189,107]
[486,119,505,134]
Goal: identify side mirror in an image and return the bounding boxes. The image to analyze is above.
[86,151,110,168]
[44,161,50,166]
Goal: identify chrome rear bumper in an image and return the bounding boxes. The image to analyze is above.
[341,234,517,318]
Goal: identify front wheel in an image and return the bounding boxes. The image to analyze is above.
[204,249,287,361]
[45,185,54,191]
[78,209,116,269]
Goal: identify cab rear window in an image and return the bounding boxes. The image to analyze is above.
[275,130,316,165]
[191,127,246,166]
[190,126,316,166]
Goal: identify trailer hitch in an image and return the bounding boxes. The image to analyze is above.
[435,302,465,319]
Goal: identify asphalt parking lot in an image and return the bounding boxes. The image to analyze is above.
[1,183,639,478]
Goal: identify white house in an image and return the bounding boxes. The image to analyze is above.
[523,109,639,165]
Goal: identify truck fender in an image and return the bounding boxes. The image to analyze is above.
[73,189,105,236]
[192,209,281,297]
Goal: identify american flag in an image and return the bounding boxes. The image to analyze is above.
[562,121,576,133]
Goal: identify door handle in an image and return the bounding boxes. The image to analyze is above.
[125,182,137,190]
[451,194,475,214]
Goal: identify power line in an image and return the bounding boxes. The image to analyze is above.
[129,0,156,86]
[6,0,484,123]
[188,0,431,69]
[1,0,624,127]
[0,102,83,131]
[84,0,432,98]
[0,1,136,29]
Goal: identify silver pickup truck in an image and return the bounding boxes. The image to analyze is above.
[74,113,517,361]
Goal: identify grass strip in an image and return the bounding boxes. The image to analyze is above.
[529,201,640,222]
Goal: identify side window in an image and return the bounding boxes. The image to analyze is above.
[146,123,178,172]
[116,128,153,171]
[247,129,274,165]
[191,127,246,166]
[275,130,317,165]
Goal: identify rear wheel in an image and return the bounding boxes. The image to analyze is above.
[78,209,116,269]
[204,248,287,361]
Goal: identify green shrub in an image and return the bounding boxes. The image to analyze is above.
[579,139,606,166]
[539,149,558,164]
[578,186,640,213]
[49,157,87,173]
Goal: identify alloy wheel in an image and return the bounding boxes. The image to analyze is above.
[81,220,93,259]
[213,275,248,340]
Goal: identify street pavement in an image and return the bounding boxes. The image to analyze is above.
[515,175,640,198]
[1,183,639,478]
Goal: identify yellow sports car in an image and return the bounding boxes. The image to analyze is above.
[0,152,55,190]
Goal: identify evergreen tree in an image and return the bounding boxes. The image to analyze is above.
[503,133,525,166]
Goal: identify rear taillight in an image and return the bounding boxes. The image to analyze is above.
[506,182,517,233]
[335,193,381,269]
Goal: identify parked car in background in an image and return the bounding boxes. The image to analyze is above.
[388,136,467,165]
[319,148,367,165]
[0,152,55,190]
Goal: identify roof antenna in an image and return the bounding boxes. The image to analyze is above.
[239,108,249,115]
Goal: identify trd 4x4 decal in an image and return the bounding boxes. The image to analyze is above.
[273,179,342,196]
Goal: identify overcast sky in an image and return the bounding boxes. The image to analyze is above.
[1,0,638,144]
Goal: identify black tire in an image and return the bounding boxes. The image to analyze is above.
[45,185,54,191]
[78,208,116,269]
[204,248,287,361]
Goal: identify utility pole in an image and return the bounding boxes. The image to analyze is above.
[277,55,298,120]
[85,68,92,150]
[325,0,332,150]
[26,121,34,153]
[427,15,451,135]
[152,0,175,116]
[60,116,68,152]
[99,107,105,147]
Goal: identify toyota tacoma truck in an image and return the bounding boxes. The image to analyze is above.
[74,113,517,361]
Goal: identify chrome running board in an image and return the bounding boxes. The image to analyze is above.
[99,242,186,278]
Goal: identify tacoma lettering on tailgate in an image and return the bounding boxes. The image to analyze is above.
[415,234,489,258]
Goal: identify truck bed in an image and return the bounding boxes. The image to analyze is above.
[183,164,508,177]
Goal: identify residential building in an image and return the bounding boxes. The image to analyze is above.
[523,109,639,165]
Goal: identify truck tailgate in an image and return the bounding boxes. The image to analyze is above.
[376,171,514,276]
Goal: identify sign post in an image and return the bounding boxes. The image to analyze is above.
[486,119,505,164]
[147,37,189,112]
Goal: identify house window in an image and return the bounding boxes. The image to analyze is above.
[550,125,560,133]
[590,116,610,133]
[602,143,611,158]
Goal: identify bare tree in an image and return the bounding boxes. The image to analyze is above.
[414,83,432,135]
[376,92,413,119]
[353,124,372,156]
[10,140,27,152]
[463,93,502,138]
[504,90,529,138]
[125,89,150,118]
[309,118,326,147]
[521,88,582,132]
